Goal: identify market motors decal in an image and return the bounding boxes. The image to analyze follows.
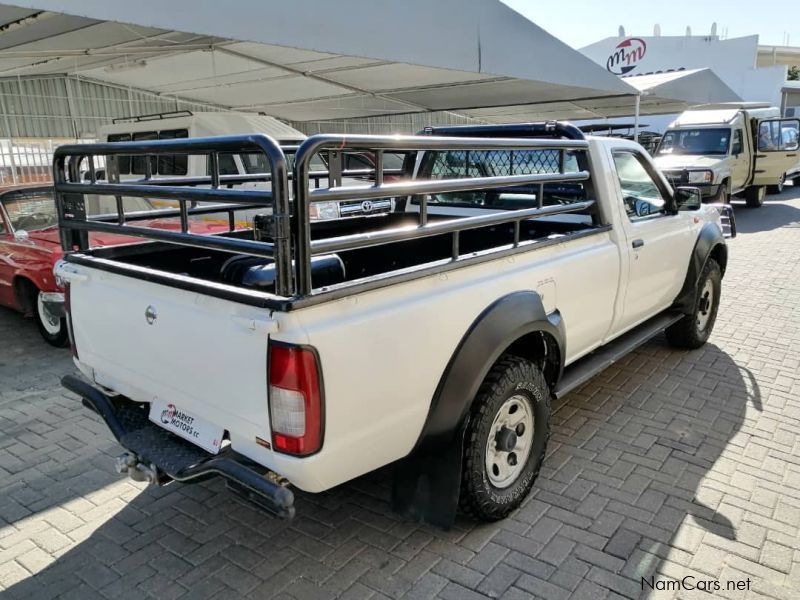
[160,403,200,439]
[606,38,647,75]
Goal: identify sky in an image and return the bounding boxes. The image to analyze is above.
[501,0,799,48]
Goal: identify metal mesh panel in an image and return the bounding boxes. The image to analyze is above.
[429,149,564,179]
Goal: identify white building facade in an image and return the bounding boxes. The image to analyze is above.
[579,34,795,128]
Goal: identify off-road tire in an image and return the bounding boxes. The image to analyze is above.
[460,355,551,521]
[744,185,766,208]
[666,258,722,350]
[30,286,68,347]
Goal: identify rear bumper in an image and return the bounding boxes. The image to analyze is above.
[62,374,295,518]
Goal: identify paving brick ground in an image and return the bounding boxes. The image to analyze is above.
[1,187,799,600]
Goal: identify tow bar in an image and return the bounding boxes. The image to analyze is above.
[62,374,295,519]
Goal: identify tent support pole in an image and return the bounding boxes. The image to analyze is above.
[634,93,641,144]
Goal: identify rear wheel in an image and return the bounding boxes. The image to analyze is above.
[460,355,551,521]
[744,185,766,208]
[33,289,68,347]
[767,174,785,195]
[666,258,721,350]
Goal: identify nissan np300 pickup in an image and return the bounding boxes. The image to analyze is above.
[54,122,730,526]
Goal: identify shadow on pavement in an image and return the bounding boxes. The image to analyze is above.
[4,335,760,599]
[731,183,800,234]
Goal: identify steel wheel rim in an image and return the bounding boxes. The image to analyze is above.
[485,394,534,489]
[37,292,61,335]
[696,279,714,331]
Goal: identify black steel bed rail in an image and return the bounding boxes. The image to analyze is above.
[292,133,591,295]
[53,133,293,296]
[55,130,596,302]
[311,199,595,256]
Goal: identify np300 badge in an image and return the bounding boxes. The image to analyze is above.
[145,305,157,325]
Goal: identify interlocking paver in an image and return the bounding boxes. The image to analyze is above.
[2,189,800,599]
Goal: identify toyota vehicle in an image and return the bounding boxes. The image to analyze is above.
[654,103,800,207]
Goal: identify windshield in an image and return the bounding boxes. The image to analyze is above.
[1,190,158,232]
[657,128,731,156]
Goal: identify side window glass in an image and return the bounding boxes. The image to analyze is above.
[732,130,743,155]
[781,120,799,151]
[0,212,6,234]
[132,131,158,175]
[158,129,188,175]
[209,153,240,176]
[107,133,132,175]
[612,151,667,221]
[758,120,800,151]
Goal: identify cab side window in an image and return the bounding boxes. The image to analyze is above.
[612,151,668,221]
[758,119,800,151]
[732,130,743,155]
[0,211,6,235]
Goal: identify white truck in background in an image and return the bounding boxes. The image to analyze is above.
[55,122,730,527]
[654,103,800,208]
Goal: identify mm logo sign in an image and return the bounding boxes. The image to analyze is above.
[606,38,647,75]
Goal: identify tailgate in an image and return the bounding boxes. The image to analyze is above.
[62,262,275,450]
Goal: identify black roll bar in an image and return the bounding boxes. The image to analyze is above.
[55,127,597,302]
[53,133,293,296]
[292,133,591,295]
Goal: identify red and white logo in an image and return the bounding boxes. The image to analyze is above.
[606,38,647,75]
[160,403,176,425]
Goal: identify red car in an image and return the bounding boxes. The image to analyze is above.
[0,185,231,346]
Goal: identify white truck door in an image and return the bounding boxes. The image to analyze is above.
[751,118,800,186]
[609,149,694,329]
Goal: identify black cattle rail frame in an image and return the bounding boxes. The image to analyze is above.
[53,127,597,304]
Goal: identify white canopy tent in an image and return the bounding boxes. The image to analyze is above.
[459,68,742,124]
[0,0,639,125]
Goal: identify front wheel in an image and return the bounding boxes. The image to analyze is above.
[666,258,722,349]
[744,185,766,208]
[711,181,730,204]
[34,289,68,347]
[460,355,551,521]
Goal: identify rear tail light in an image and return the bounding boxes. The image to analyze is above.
[64,282,78,359]
[268,343,324,456]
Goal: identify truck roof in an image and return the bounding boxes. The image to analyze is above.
[98,111,307,142]
[671,104,780,128]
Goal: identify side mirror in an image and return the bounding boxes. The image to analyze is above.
[674,186,702,212]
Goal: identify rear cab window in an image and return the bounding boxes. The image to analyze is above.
[414,148,592,220]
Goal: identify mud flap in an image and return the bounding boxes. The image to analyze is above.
[391,419,468,529]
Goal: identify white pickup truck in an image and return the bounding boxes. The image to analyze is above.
[54,122,730,527]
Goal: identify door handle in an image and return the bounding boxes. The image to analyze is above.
[632,239,644,249]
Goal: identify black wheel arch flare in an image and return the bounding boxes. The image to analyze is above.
[416,290,565,450]
[673,222,728,314]
[392,290,565,527]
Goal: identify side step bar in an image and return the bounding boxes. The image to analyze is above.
[555,311,684,398]
[62,375,295,518]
